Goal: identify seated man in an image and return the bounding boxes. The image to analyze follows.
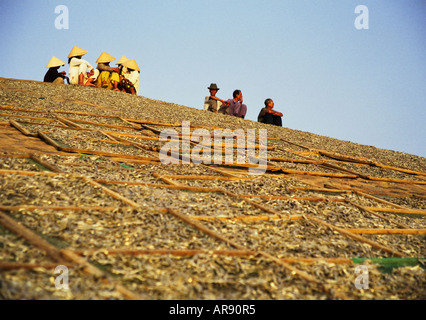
[257,98,283,127]
[226,89,247,119]
[44,56,69,84]
[204,83,229,113]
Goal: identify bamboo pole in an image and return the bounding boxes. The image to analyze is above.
[164,208,247,251]
[345,228,426,235]
[59,116,137,131]
[60,248,144,300]
[0,205,131,212]
[0,211,66,263]
[239,194,346,203]
[0,262,74,270]
[29,153,63,173]
[190,215,304,222]
[83,177,140,208]
[9,120,38,137]
[353,191,409,210]
[363,207,426,216]
[345,201,410,229]
[72,248,255,257]
[160,175,250,181]
[306,215,407,257]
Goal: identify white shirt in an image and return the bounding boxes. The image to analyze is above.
[127,70,140,95]
[69,57,94,84]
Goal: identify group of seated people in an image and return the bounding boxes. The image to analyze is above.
[43,46,140,95]
[204,83,283,126]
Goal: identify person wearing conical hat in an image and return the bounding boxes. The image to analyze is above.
[44,56,69,84]
[116,56,130,81]
[203,83,229,113]
[67,46,95,86]
[120,59,140,95]
[95,52,120,91]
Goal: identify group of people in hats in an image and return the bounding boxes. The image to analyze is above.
[204,83,283,126]
[44,46,140,95]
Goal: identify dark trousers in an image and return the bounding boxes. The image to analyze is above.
[263,113,282,127]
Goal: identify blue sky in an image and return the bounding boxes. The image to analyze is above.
[0,0,425,157]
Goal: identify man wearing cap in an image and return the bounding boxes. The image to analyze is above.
[226,89,247,119]
[44,56,69,84]
[68,46,95,85]
[204,83,229,113]
[95,52,120,91]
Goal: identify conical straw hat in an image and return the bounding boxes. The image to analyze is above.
[116,56,130,66]
[96,52,115,63]
[46,56,65,68]
[123,59,140,71]
[68,46,88,58]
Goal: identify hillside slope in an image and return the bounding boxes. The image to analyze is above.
[0,78,425,300]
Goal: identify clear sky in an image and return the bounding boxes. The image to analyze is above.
[0,0,425,158]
